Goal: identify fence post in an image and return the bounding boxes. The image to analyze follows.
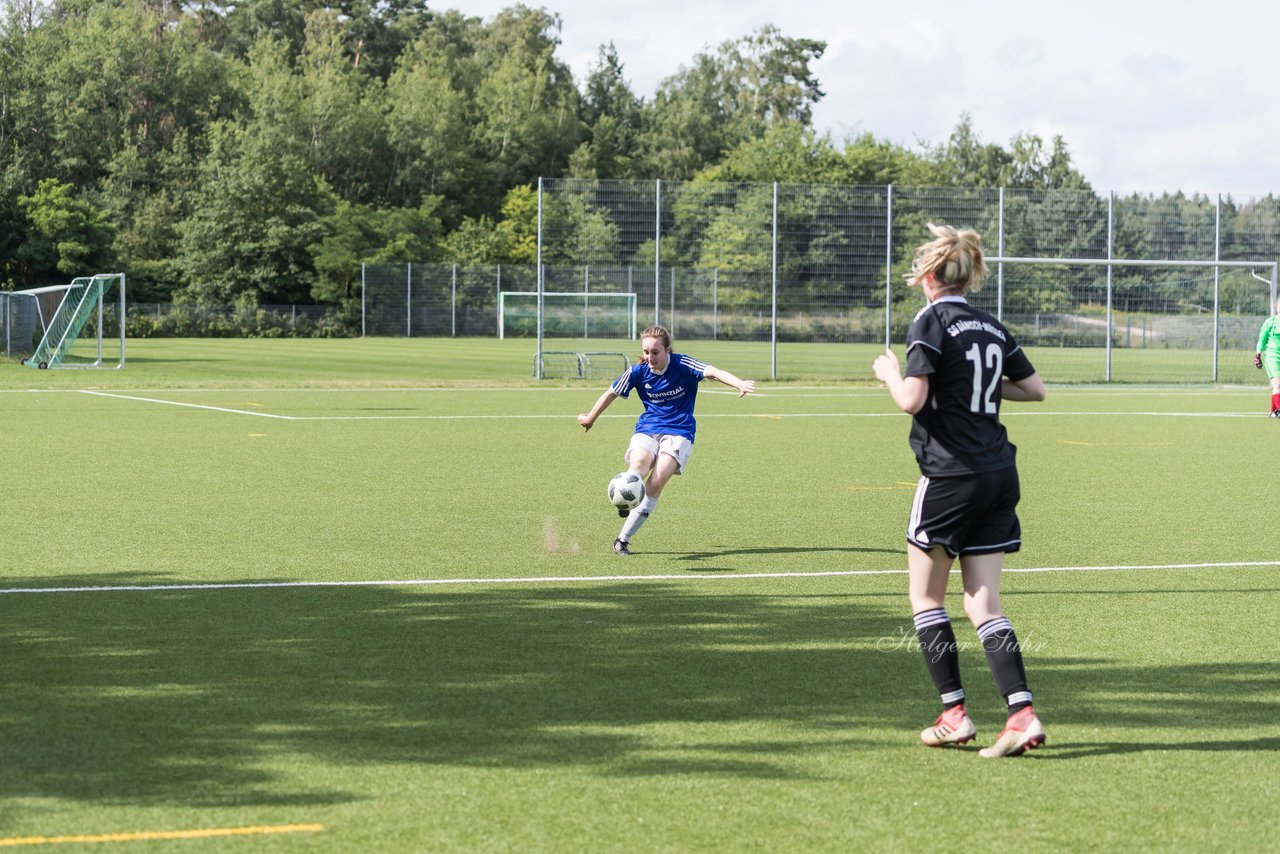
[495,263,501,338]
[655,179,662,326]
[670,267,676,335]
[713,268,718,340]
[997,187,1005,321]
[361,263,366,338]
[1105,192,1114,381]
[884,184,894,350]
[536,177,544,379]
[1213,195,1222,382]
[771,181,778,380]
[451,263,457,337]
[406,262,412,338]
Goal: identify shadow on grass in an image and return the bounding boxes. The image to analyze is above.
[0,574,909,813]
[667,545,903,564]
[1,572,1275,815]
[104,356,226,365]
[1043,737,1280,758]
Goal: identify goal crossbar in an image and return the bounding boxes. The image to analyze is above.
[984,255,1278,383]
[986,254,1279,313]
[988,256,1277,272]
[498,290,637,341]
[4,273,126,369]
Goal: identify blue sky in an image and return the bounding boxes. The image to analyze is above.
[443,0,1280,198]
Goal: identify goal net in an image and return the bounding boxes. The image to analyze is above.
[498,291,637,340]
[0,273,125,368]
[979,256,1276,384]
[533,349,632,380]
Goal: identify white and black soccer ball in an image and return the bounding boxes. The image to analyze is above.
[607,471,646,509]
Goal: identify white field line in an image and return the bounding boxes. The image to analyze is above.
[79,390,296,419]
[2,561,1276,595]
[164,411,1269,421]
[283,413,914,421]
[1004,411,1262,418]
[0,385,1263,398]
[63,390,1265,421]
[0,386,886,396]
[1,384,1264,394]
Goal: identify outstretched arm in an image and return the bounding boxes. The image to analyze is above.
[578,389,619,431]
[703,366,756,397]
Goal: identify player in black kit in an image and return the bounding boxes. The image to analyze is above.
[873,223,1048,758]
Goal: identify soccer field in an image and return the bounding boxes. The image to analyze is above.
[1,339,1276,851]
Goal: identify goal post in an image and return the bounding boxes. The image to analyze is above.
[982,255,1277,383]
[498,291,637,340]
[532,349,631,380]
[1,273,125,369]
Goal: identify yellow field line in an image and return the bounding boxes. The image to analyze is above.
[0,824,324,847]
[1058,439,1174,446]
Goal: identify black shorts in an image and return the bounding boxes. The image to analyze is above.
[907,467,1021,558]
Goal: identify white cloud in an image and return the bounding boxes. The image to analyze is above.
[443,0,1280,196]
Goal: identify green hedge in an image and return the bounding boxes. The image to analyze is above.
[124,301,359,338]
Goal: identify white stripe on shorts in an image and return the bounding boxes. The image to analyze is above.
[907,476,929,543]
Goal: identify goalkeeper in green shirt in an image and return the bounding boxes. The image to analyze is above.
[1254,298,1280,417]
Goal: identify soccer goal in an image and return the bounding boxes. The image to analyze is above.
[498,291,637,340]
[0,273,125,369]
[533,349,630,380]
[534,350,585,379]
[980,255,1277,383]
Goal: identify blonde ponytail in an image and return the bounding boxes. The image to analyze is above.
[907,223,987,294]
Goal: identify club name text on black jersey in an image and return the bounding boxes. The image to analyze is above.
[903,296,1036,476]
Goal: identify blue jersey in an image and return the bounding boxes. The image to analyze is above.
[610,353,709,441]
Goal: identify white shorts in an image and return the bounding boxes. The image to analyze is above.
[626,433,693,475]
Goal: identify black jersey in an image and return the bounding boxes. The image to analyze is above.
[903,296,1036,476]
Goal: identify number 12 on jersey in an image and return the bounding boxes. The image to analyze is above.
[965,342,1002,414]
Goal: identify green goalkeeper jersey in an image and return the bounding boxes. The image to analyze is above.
[1259,316,1280,356]
[1258,316,1280,378]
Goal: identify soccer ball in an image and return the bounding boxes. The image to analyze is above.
[607,471,646,509]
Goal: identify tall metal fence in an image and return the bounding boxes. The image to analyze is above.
[362,181,1280,382]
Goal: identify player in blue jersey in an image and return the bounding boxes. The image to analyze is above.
[873,223,1048,758]
[578,324,756,556]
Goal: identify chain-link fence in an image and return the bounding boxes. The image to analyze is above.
[363,181,1280,382]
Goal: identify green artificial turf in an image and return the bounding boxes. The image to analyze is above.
[0,339,1275,851]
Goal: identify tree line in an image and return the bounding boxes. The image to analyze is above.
[1,0,1276,315]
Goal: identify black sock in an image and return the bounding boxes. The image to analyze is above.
[978,617,1032,712]
[913,608,964,708]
